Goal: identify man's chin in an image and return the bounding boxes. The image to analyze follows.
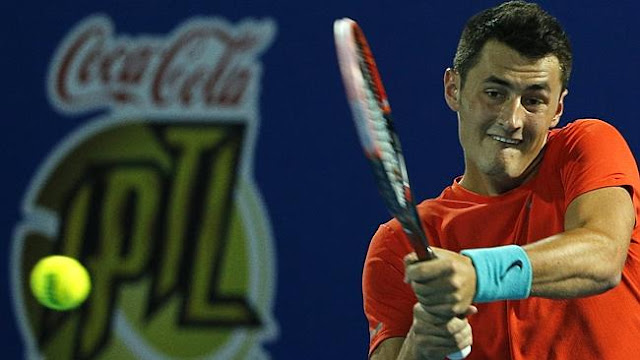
[484,163,528,181]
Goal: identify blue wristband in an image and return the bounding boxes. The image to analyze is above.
[461,245,532,303]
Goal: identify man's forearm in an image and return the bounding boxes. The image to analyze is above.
[525,186,634,299]
[525,227,628,298]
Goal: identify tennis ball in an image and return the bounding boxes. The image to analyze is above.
[30,255,91,311]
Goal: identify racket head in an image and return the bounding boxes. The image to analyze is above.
[333,18,391,162]
[334,18,433,260]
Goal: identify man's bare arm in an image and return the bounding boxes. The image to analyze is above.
[525,186,635,298]
[404,186,635,309]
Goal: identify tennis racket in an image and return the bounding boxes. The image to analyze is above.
[334,18,471,360]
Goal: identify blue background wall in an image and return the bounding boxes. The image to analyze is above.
[3,1,639,358]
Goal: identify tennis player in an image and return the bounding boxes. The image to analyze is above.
[363,1,640,359]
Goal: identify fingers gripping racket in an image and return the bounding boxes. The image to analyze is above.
[334,18,470,360]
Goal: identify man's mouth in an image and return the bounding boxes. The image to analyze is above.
[490,135,522,145]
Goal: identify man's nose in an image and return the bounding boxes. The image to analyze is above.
[497,97,525,131]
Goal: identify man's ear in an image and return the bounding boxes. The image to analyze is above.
[444,68,460,111]
[551,88,569,128]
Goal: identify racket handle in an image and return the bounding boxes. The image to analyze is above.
[447,345,471,359]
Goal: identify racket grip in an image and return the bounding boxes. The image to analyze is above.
[447,345,471,359]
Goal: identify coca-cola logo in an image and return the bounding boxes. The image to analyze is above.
[48,16,275,113]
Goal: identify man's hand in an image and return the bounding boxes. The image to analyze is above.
[403,303,475,359]
[404,248,477,317]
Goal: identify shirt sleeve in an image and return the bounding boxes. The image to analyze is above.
[560,119,640,213]
[362,223,416,356]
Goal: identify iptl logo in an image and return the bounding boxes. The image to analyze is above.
[13,15,277,360]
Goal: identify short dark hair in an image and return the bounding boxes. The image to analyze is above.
[453,1,572,90]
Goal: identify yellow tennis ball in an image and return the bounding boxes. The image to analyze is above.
[30,255,91,311]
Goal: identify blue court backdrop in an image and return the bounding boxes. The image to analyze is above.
[2,0,639,359]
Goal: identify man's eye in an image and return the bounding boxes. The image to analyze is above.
[485,90,503,99]
[524,98,544,106]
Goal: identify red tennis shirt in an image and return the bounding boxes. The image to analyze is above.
[363,119,640,359]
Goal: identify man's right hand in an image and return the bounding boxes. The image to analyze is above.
[403,303,475,359]
[371,303,475,360]
[370,304,475,360]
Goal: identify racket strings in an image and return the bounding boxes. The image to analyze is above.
[353,39,407,210]
[352,26,389,112]
[352,28,424,238]
[359,82,407,209]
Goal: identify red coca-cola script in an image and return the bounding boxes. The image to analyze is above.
[49,17,273,112]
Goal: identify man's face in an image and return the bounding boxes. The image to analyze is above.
[444,40,568,194]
